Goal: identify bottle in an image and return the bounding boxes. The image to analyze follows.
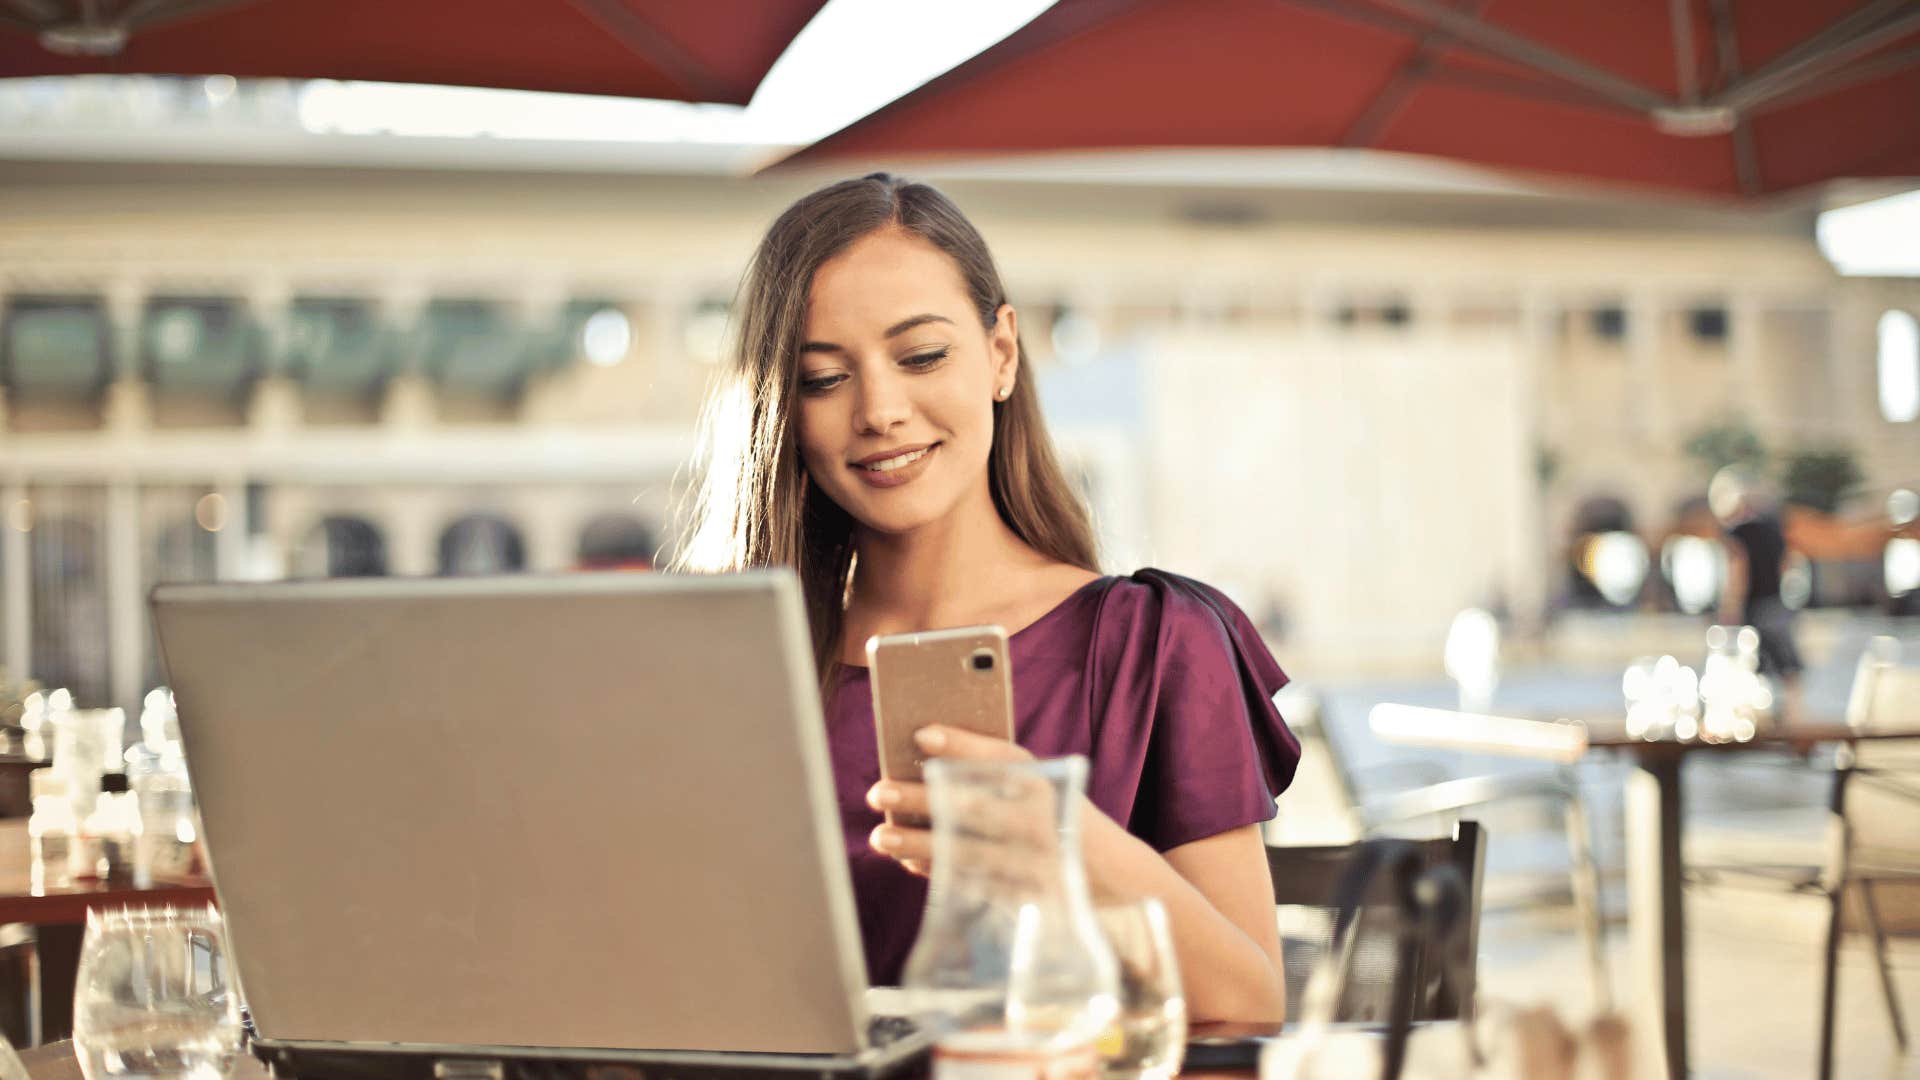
[903,755,1119,1080]
[28,793,76,892]
[84,781,139,883]
[126,742,198,887]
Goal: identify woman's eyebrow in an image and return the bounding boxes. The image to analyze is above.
[799,313,956,356]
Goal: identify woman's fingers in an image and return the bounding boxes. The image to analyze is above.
[870,823,933,864]
[866,780,931,821]
[914,724,1032,762]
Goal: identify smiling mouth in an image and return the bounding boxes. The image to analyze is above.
[858,445,935,473]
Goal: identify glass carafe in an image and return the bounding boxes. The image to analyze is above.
[903,755,1119,1065]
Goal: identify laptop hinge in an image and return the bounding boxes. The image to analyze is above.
[434,1058,505,1080]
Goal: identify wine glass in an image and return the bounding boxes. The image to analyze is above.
[73,906,243,1080]
[1095,898,1187,1080]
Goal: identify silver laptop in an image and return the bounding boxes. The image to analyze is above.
[151,570,927,1079]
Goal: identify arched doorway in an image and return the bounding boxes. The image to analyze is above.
[438,514,527,575]
[296,516,389,578]
[577,513,658,571]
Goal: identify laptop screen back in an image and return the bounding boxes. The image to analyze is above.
[151,571,868,1054]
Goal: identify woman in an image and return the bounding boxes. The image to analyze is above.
[678,174,1298,1022]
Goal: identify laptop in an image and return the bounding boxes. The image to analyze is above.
[150,570,930,1080]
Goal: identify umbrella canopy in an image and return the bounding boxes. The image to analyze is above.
[0,0,826,105]
[774,0,1920,197]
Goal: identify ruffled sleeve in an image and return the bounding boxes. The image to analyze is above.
[1082,569,1300,852]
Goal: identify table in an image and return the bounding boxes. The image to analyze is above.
[1375,708,1920,1080]
[1585,721,1920,1080]
[0,818,215,1042]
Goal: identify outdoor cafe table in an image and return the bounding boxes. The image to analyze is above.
[0,818,216,1041]
[1371,707,1920,1080]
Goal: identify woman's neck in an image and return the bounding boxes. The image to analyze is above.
[848,487,1043,635]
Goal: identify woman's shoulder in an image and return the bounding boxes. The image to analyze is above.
[1090,569,1264,642]
[1076,568,1287,691]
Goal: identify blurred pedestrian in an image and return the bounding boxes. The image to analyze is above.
[1710,466,1803,722]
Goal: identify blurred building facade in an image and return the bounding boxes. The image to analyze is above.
[1,157,1917,708]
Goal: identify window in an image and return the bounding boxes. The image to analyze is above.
[2,298,111,399]
[287,297,386,395]
[143,297,254,396]
[1879,309,1918,423]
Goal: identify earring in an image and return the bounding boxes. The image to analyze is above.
[996,385,1011,400]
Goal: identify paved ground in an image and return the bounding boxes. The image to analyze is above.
[1306,616,1920,1078]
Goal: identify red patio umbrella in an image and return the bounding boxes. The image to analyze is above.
[0,0,826,105]
[772,0,1920,198]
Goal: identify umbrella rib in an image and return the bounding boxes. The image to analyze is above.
[1755,42,1920,112]
[1706,0,1760,196]
[116,0,265,29]
[0,0,64,23]
[562,0,731,104]
[1341,0,1496,147]
[1421,66,1642,118]
[1362,0,1670,112]
[1710,2,1920,112]
[1669,0,1699,103]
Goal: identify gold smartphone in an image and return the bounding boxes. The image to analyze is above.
[867,625,1016,828]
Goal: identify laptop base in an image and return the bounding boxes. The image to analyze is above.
[251,1034,932,1080]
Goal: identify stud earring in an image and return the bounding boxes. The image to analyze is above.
[996,385,1011,400]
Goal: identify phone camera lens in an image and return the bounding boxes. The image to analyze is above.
[969,650,995,672]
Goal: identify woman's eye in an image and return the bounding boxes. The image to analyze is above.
[799,373,847,394]
[902,348,951,370]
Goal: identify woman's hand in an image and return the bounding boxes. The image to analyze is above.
[865,724,1034,877]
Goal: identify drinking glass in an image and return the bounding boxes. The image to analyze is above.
[1095,898,1187,1080]
[73,906,243,1080]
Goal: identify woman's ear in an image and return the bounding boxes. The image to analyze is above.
[991,304,1020,393]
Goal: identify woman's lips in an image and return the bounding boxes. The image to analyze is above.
[852,443,939,489]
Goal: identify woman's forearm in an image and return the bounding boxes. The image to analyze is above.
[1082,813,1286,1023]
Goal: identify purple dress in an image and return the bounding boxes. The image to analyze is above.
[825,568,1300,986]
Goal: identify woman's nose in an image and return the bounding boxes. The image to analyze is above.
[854,374,911,434]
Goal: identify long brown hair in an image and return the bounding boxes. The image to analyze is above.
[674,174,1098,682]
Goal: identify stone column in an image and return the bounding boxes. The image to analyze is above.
[105,480,143,711]
[377,283,434,429]
[1626,290,1669,445]
[214,478,251,582]
[245,280,303,432]
[101,280,151,435]
[1511,290,1556,633]
[0,294,10,437]
[1727,293,1767,428]
[1828,287,1876,433]
[2,482,29,683]
[511,282,570,423]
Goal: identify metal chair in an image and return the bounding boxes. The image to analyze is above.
[1816,638,1919,1080]
[1270,686,1611,1013]
[1266,820,1485,1023]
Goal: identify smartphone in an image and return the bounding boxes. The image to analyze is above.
[866,625,1015,828]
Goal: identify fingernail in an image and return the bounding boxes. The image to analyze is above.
[914,727,946,752]
[868,784,899,809]
[871,827,900,852]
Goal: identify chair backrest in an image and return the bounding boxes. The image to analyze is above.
[1263,683,1365,845]
[1843,638,1920,863]
[1844,636,1904,731]
[1265,820,1486,1024]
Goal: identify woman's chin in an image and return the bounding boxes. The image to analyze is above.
[845,494,952,538]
